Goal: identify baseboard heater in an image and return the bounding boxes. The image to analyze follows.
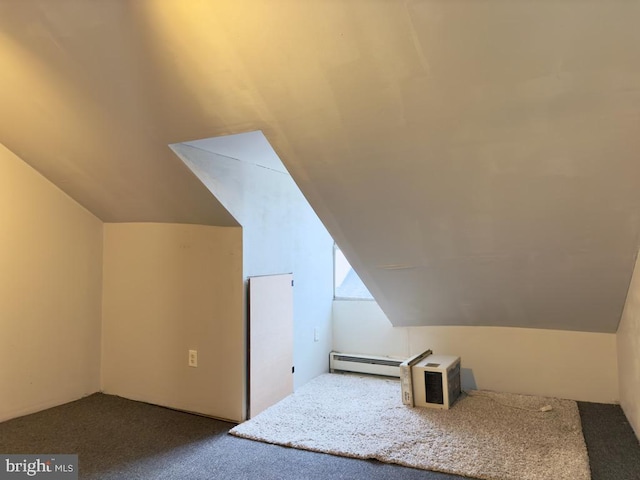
[329,351,402,378]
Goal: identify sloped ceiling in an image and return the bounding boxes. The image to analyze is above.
[1,0,640,332]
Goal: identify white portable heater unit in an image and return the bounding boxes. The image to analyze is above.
[411,355,461,409]
[329,352,402,378]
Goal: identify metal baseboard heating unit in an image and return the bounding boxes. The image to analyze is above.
[329,351,402,378]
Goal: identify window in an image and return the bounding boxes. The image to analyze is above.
[334,244,374,300]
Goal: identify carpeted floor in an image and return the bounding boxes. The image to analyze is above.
[231,374,590,480]
[0,391,639,480]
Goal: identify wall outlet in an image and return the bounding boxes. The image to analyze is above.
[188,349,198,367]
[314,327,319,342]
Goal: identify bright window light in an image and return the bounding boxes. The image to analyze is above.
[334,244,374,300]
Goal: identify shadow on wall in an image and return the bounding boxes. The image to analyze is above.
[461,368,477,391]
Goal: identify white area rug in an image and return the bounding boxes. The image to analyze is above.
[230,373,591,480]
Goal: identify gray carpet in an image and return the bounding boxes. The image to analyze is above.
[0,392,639,480]
[231,374,589,480]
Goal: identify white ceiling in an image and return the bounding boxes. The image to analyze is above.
[2,0,640,332]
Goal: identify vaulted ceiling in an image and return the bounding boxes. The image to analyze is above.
[2,0,640,332]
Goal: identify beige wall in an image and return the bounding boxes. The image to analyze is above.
[618,253,640,439]
[101,223,244,422]
[333,300,619,404]
[0,144,103,422]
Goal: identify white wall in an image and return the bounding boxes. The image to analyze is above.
[0,144,103,422]
[239,164,333,390]
[618,253,640,439]
[173,135,334,390]
[101,223,244,422]
[334,300,619,404]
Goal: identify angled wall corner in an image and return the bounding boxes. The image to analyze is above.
[0,143,103,422]
[617,251,640,440]
[171,132,334,390]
